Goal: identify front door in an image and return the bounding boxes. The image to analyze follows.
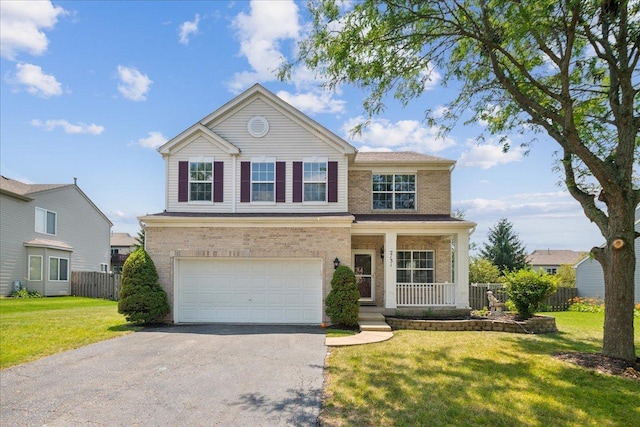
[353,251,375,302]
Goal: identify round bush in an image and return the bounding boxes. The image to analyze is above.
[118,248,169,324]
[503,269,557,319]
[325,265,360,327]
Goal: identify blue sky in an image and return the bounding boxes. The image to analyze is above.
[0,0,605,254]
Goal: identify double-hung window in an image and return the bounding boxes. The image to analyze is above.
[28,255,43,281]
[372,174,416,210]
[35,207,56,235]
[303,161,327,202]
[49,257,69,281]
[397,251,434,283]
[189,160,213,201]
[251,161,275,202]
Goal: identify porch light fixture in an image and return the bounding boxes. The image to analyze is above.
[380,246,384,259]
[333,257,340,269]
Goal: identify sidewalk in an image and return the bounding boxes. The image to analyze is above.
[325,311,394,347]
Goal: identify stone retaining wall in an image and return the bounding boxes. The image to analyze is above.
[386,315,557,334]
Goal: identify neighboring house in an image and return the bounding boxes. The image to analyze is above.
[527,249,586,274]
[575,208,640,303]
[110,232,138,273]
[141,84,476,324]
[0,177,112,296]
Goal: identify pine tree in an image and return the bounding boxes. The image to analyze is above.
[479,219,529,275]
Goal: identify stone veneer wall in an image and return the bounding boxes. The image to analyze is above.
[386,316,558,334]
[145,226,352,322]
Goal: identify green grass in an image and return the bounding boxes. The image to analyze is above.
[0,296,138,369]
[326,327,358,338]
[320,312,640,427]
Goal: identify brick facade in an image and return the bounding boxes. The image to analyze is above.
[348,169,451,214]
[146,225,352,322]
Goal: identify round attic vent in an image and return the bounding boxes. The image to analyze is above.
[247,116,269,138]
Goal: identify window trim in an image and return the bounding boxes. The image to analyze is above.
[28,255,43,281]
[100,263,109,273]
[49,256,69,282]
[250,157,276,204]
[35,207,57,235]
[396,250,435,284]
[302,157,328,204]
[188,157,214,203]
[372,173,416,210]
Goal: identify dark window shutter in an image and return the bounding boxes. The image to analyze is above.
[276,161,286,203]
[292,161,302,203]
[240,161,251,203]
[328,161,338,202]
[213,161,224,203]
[178,161,188,202]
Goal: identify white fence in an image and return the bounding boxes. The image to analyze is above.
[396,283,456,306]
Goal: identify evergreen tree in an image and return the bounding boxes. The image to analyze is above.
[479,219,529,275]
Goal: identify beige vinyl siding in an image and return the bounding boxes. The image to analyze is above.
[166,98,349,214]
[166,137,235,213]
[0,194,32,295]
[0,186,111,296]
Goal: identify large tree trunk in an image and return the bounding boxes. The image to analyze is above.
[593,204,637,362]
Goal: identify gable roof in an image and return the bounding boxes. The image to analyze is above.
[158,123,241,157]
[110,232,138,247]
[355,151,454,164]
[0,176,113,226]
[160,84,356,156]
[527,249,586,266]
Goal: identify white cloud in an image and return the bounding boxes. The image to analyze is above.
[178,14,200,45]
[0,0,66,60]
[9,63,62,97]
[343,117,456,153]
[116,65,152,101]
[31,119,104,135]
[138,131,168,149]
[457,139,525,169]
[276,90,346,115]
[229,0,300,92]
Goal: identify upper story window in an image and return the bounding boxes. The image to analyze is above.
[397,251,434,283]
[372,174,415,210]
[178,159,223,203]
[35,207,56,235]
[251,161,275,202]
[303,161,327,202]
[189,161,213,201]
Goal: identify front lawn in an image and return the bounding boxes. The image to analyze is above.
[0,296,138,369]
[321,311,640,427]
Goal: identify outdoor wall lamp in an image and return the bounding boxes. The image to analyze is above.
[380,246,385,259]
[333,257,340,269]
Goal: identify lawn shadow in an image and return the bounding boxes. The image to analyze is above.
[230,388,323,425]
[320,333,639,427]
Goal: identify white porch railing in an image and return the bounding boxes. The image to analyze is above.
[396,283,456,306]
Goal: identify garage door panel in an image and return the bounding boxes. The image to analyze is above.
[176,258,322,324]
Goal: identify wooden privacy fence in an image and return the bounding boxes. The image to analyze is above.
[469,283,577,311]
[72,271,121,300]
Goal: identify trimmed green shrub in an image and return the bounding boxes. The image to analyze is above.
[118,248,169,324]
[10,288,43,298]
[503,269,557,319]
[325,265,360,327]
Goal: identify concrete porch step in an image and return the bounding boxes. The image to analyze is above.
[358,311,392,332]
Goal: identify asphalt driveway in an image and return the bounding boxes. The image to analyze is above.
[0,324,327,426]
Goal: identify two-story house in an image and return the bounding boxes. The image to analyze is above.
[110,232,138,273]
[0,177,112,296]
[141,84,476,324]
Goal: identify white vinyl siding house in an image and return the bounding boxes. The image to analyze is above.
[144,84,476,325]
[575,208,640,303]
[0,178,112,296]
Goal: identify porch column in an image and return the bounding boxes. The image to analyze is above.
[455,231,470,308]
[384,231,397,309]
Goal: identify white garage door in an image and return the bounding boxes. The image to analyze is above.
[175,258,323,324]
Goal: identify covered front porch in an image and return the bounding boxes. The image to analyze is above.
[350,216,475,312]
